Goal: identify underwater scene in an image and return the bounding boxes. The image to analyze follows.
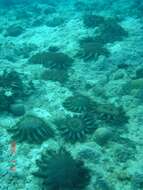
[1,0,143,189]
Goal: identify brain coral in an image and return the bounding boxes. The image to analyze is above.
[56,114,97,143]
[8,115,54,144]
[33,148,91,190]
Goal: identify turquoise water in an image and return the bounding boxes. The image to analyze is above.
[0,0,143,189]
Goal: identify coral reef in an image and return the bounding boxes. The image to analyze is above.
[63,94,96,113]
[56,114,97,143]
[8,115,54,144]
[33,148,91,190]
[1,1,142,189]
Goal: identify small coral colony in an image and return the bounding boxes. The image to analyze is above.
[1,1,133,190]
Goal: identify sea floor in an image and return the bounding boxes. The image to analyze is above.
[1,0,143,189]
